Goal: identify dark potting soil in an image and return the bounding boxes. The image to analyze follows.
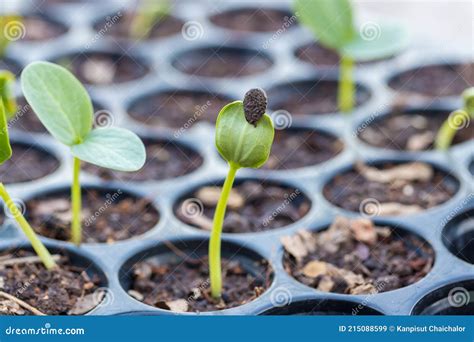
[283,217,434,295]
[268,80,371,115]
[128,90,232,129]
[358,110,473,151]
[262,129,343,170]
[209,8,294,33]
[55,52,149,85]
[323,162,458,215]
[175,180,311,233]
[295,42,391,68]
[94,11,183,40]
[22,15,68,41]
[0,143,59,184]
[173,47,273,78]
[83,139,203,181]
[389,63,474,97]
[26,189,159,243]
[0,250,101,315]
[129,252,271,312]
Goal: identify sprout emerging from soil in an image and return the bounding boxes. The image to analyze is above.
[210,90,275,298]
[0,101,56,269]
[21,61,146,245]
[0,70,16,119]
[435,87,474,150]
[295,0,407,113]
[129,0,171,39]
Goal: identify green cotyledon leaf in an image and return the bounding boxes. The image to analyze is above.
[215,101,274,169]
[71,127,146,171]
[0,102,12,164]
[21,61,93,146]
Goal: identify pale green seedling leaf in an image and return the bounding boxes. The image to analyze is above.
[342,23,408,61]
[0,102,12,164]
[21,61,93,146]
[295,0,355,50]
[215,101,274,169]
[71,127,146,171]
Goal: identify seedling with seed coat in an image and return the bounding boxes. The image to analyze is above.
[295,0,407,113]
[0,101,56,269]
[21,61,146,245]
[210,88,274,299]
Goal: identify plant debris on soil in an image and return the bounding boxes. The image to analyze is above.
[262,129,343,170]
[268,80,371,115]
[283,217,434,294]
[358,110,473,151]
[210,8,294,33]
[94,11,184,40]
[129,251,271,312]
[173,48,273,78]
[0,143,59,184]
[0,250,102,315]
[55,52,149,85]
[84,140,203,181]
[389,63,474,97]
[323,162,458,215]
[176,180,311,233]
[128,90,231,129]
[22,15,68,41]
[26,189,160,243]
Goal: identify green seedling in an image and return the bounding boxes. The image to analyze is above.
[21,61,146,245]
[0,15,22,57]
[295,0,408,113]
[210,89,274,299]
[0,101,56,269]
[129,0,171,39]
[0,70,17,119]
[435,87,474,150]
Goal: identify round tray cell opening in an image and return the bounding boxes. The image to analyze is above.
[0,141,60,184]
[267,79,371,116]
[174,178,312,233]
[413,280,474,315]
[283,217,435,295]
[0,244,107,315]
[388,63,474,97]
[21,13,69,42]
[442,208,474,264]
[357,108,473,151]
[323,160,460,216]
[261,299,383,315]
[119,239,273,313]
[261,127,344,171]
[52,51,150,85]
[83,138,203,182]
[127,89,233,129]
[209,7,295,33]
[172,46,273,78]
[25,186,160,244]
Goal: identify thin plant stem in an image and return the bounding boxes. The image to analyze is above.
[71,156,82,245]
[435,110,469,150]
[0,183,56,269]
[209,163,239,299]
[338,54,355,113]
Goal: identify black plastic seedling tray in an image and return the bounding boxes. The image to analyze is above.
[0,0,472,316]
